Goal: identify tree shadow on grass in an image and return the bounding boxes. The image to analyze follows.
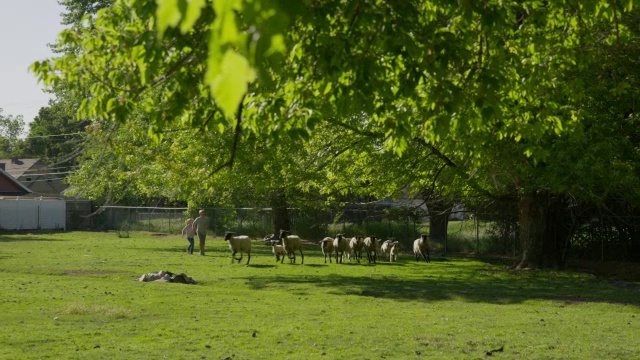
[243,271,640,306]
[0,236,65,243]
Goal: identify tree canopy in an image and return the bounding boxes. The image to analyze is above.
[0,109,26,158]
[30,0,640,267]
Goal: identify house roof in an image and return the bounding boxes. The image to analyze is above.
[0,168,32,195]
[0,158,42,178]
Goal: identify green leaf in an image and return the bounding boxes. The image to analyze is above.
[207,50,256,119]
[180,0,206,34]
[214,0,240,44]
[156,0,182,37]
[266,34,286,56]
[107,98,117,112]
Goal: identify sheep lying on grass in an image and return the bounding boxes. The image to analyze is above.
[319,237,334,263]
[333,234,348,264]
[279,230,304,264]
[363,236,379,264]
[348,236,364,263]
[413,234,430,262]
[381,239,399,262]
[270,240,286,263]
[224,232,252,265]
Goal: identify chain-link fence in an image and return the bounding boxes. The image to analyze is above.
[89,206,517,254]
[91,206,188,234]
[83,205,640,261]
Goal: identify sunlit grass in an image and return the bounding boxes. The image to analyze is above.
[0,231,638,359]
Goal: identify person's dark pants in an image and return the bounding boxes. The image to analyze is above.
[187,237,195,254]
[197,232,206,255]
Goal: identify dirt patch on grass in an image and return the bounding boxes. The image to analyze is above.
[61,303,131,318]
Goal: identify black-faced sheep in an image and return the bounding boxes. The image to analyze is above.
[363,236,379,264]
[333,234,348,264]
[279,230,304,264]
[348,236,364,263]
[319,237,334,263]
[270,240,286,263]
[413,234,430,262]
[224,232,252,265]
[380,239,399,262]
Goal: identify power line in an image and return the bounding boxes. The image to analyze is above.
[20,171,76,176]
[22,165,81,172]
[22,133,84,139]
[24,177,69,183]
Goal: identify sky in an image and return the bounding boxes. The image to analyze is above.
[0,0,66,131]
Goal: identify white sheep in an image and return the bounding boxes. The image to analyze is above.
[344,243,353,262]
[333,234,349,264]
[224,232,252,265]
[270,240,286,263]
[413,234,430,262]
[380,239,399,262]
[319,237,334,263]
[348,236,364,263]
[363,236,379,264]
[279,230,304,264]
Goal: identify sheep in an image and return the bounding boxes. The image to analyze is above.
[319,237,335,263]
[413,234,431,262]
[263,233,277,245]
[380,239,394,262]
[348,236,364,263]
[333,234,349,264]
[390,242,400,262]
[279,230,304,264]
[380,239,399,262]
[224,232,252,265]
[363,236,379,264]
[270,240,286,263]
[344,243,354,262]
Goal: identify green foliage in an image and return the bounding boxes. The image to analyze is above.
[58,0,114,27]
[1,231,639,359]
[22,101,87,163]
[33,0,638,155]
[0,108,26,158]
[29,0,640,269]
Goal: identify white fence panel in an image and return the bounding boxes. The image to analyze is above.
[0,198,66,230]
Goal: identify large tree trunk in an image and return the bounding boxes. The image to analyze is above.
[515,192,569,269]
[422,189,451,253]
[270,189,291,236]
[429,211,449,251]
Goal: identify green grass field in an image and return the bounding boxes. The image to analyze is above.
[0,231,638,359]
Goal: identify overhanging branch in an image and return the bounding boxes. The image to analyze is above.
[208,94,245,176]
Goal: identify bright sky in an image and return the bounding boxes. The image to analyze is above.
[0,0,66,131]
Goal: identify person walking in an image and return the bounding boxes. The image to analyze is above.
[182,218,195,254]
[192,209,209,255]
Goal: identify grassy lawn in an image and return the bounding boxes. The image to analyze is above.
[0,231,638,359]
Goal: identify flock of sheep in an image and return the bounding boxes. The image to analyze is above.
[223,230,431,265]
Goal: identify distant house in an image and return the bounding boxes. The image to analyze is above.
[0,166,32,196]
[0,157,69,196]
[0,159,92,230]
